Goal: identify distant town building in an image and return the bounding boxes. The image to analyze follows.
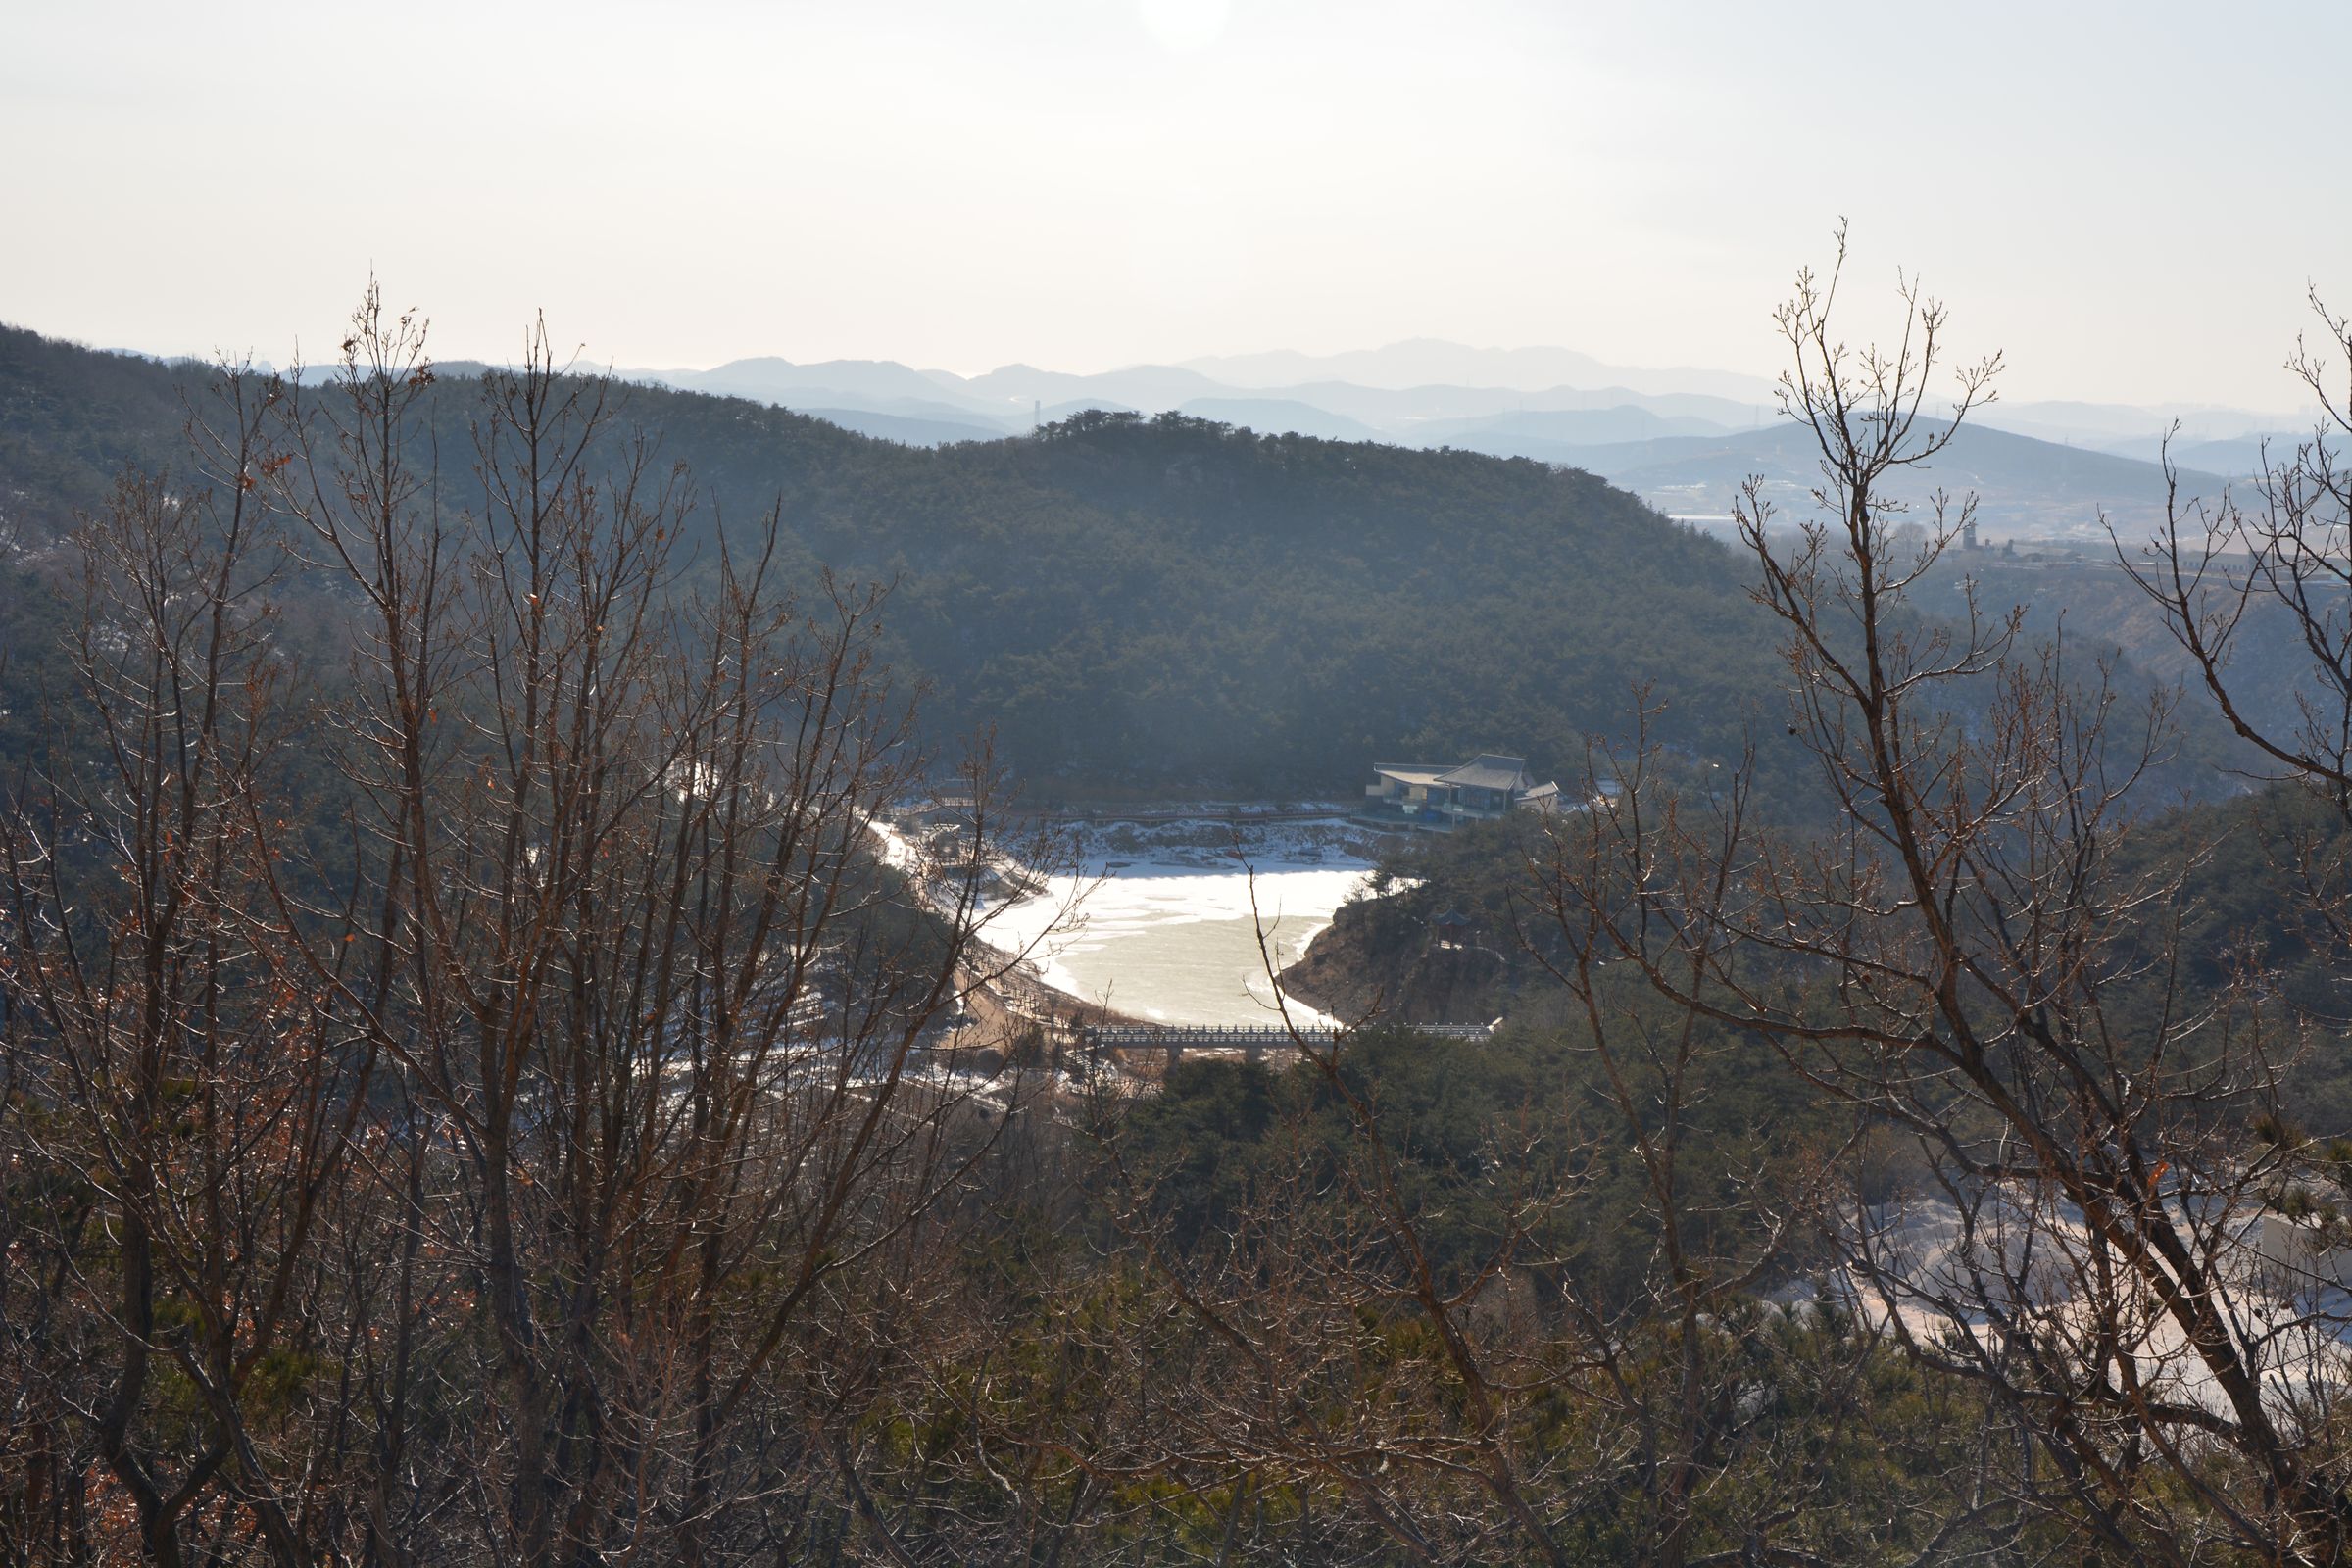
[1362,753,1559,828]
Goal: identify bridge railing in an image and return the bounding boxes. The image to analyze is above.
[1083,1021,1494,1059]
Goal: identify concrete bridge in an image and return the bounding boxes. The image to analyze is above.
[1084,1021,1494,1061]
[1027,806,1349,829]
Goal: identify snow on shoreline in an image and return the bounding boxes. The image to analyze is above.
[976,814,1387,1029]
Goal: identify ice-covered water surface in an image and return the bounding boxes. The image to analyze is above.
[978,831,1376,1028]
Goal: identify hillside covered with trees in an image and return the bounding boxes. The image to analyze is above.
[0,322,1795,799]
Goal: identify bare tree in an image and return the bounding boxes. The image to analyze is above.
[1565,226,2352,1562]
[261,291,1014,1567]
[2122,291,2352,812]
[1532,709,2033,1568]
[0,288,1027,1568]
[2120,288,2352,989]
[0,364,373,1567]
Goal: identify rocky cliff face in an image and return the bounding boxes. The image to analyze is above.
[1281,895,1514,1026]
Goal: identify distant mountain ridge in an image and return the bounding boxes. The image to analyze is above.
[83,330,2276,528]
[102,326,2314,464]
[42,334,2247,533]
[615,348,2253,537]
[1176,338,1781,402]
[626,346,1779,439]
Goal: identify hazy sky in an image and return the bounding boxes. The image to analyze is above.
[3,0,2345,408]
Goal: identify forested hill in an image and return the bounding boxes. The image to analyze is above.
[0,325,1790,795]
[799,410,1791,793]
